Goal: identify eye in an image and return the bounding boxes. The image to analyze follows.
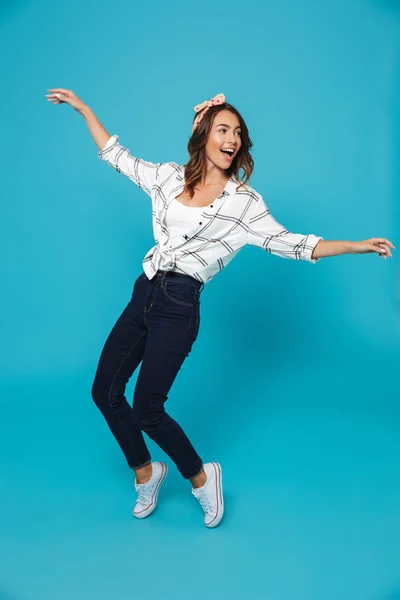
[218,128,227,133]
[236,131,242,136]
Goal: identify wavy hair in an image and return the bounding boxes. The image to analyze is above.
[183,102,254,198]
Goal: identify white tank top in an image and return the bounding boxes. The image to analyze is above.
[166,198,204,234]
[158,198,205,271]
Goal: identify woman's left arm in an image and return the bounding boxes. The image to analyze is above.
[312,238,395,260]
[246,193,395,262]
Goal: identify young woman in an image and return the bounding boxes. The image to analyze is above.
[46,89,394,528]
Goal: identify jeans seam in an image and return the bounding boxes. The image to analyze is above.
[143,278,155,325]
[189,301,200,335]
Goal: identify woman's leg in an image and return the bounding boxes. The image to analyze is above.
[132,271,204,480]
[91,277,151,470]
[132,329,203,480]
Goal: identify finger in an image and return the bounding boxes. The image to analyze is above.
[372,244,385,255]
[378,248,392,259]
[48,88,70,94]
[379,243,393,258]
[53,93,67,102]
[382,239,395,250]
[373,238,395,249]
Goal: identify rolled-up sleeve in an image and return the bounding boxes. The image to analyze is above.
[246,196,323,263]
[98,135,164,197]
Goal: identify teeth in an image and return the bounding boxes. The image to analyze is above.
[221,148,234,154]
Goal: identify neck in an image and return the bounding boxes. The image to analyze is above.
[200,159,229,187]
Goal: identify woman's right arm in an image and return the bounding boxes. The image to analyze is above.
[80,105,111,151]
[46,88,111,151]
[46,87,165,196]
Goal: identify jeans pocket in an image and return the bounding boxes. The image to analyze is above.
[163,280,199,307]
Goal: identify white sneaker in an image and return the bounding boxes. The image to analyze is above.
[192,462,224,528]
[132,462,168,519]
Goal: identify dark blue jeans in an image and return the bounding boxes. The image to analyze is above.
[91,270,204,479]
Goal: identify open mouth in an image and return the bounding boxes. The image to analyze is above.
[220,148,235,160]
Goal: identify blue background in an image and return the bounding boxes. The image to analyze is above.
[1,0,399,598]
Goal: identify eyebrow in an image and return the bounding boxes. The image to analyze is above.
[215,123,241,130]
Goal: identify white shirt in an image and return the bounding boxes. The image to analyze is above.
[160,199,204,271]
[98,135,323,284]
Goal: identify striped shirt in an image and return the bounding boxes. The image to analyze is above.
[98,135,323,284]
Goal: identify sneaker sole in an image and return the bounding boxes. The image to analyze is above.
[132,462,168,519]
[205,462,224,528]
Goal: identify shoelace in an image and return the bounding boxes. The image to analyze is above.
[137,483,154,506]
[194,489,212,514]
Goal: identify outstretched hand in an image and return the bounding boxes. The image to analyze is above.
[352,238,395,259]
[46,88,86,114]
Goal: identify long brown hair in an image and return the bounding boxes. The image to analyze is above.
[183,102,254,198]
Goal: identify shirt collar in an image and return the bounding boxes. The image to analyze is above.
[224,175,239,197]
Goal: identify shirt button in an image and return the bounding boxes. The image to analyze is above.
[199,222,203,225]
[210,205,213,208]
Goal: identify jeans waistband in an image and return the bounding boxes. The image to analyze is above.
[155,270,204,292]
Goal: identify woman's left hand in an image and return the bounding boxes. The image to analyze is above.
[352,238,395,259]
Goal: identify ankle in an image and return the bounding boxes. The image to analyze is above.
[135,463,153,484]
[190,468,207,489]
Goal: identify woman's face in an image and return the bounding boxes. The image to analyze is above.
[204,109,242,171]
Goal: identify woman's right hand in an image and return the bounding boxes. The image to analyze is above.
[46,88,87,114]
[47,87,111,151]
